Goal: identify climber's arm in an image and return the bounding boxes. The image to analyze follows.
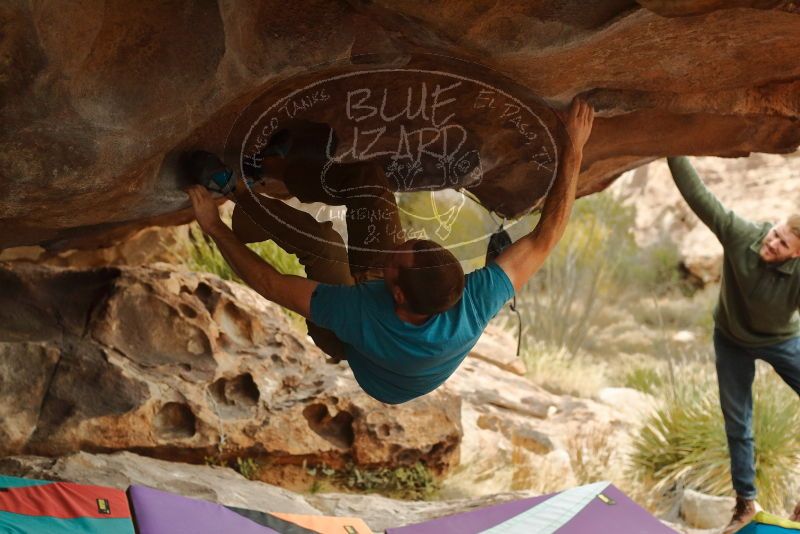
[185,186,316,318]
[495,98,593,293]
[207,224,317,318]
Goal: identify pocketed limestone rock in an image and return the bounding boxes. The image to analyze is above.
[680,488,738,530]
[0,263,462,473]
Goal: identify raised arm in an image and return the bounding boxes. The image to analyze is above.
[185,186,318,318]
[495,98,594,293]
[667,156,746,243]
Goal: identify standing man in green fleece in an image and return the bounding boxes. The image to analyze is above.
[667,156,800,534]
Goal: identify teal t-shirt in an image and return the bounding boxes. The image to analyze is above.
[310,262,515,404]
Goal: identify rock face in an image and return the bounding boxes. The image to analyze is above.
[0,225,191,268]
[0,263,462,475]
[442,351,656,499]
[611,153,800,283]
[679,488,736,530]
[2,1,800,250]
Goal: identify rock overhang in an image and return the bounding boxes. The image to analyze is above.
[1,0,799,251]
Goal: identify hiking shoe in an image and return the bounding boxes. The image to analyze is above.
[722,496,757,534]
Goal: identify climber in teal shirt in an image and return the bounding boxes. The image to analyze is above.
[185,98,595,404]
[311,262,514,403]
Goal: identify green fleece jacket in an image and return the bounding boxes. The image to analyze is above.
[668,156,800,347]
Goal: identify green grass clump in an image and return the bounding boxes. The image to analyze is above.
[623,366,665,395]
[305,461,439,501]
[629,369,800,510]
[203,455,260,481]
[235,457,259,480]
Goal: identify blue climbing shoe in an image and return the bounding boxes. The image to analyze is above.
[185,150,238,195]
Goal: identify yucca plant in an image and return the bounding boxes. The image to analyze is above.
[750,373,800,509]
[629,368,800,511]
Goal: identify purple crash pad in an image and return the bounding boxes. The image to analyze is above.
[555,485,676,534]
[386,494,550,533]
[128,485,279,534]
[387,484,677,534]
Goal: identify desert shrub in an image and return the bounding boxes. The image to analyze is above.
[629,367,800,511]
[506,185,694,356]
[517,192,638,354]
[235,457,259,480]
[623,366,664,395]
[620,235,685,296]
[521,342,609,397]
[203,455,260,481]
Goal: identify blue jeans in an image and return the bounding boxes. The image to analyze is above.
[714,329,800,499]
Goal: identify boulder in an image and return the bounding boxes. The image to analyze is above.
[469,324,527,376]
[439,343,653,498]
[679,488,737,530]
[2,2,799,250]
[0,259,666,500]
[596,387,660,422]
[0,263,462,476]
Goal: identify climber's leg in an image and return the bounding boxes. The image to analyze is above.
[231,182,352,361]
[249,122,404,280]
[284,160,404,282]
